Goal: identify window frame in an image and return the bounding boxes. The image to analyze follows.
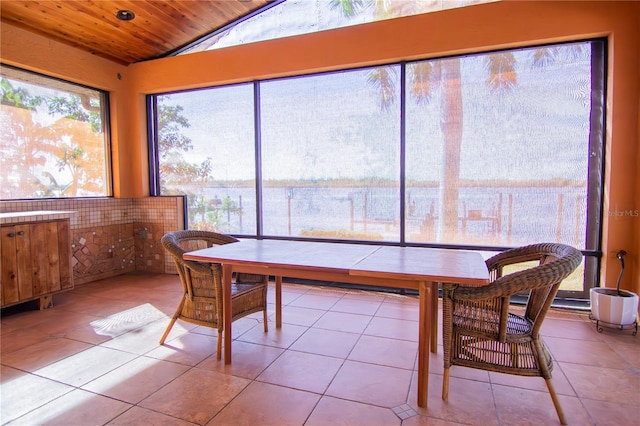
[0,64,113,200]
[149,37,607,299]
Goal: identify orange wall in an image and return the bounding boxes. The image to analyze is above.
[2,1,639,293]
[636,54,640,295]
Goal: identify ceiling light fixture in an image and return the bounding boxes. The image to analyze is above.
[115,10,135,21]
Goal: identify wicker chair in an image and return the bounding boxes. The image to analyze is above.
[159,230,268,359]
[441,243,582,425]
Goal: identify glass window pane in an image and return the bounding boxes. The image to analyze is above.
[156,85,256,234]
[180,0,495,54]
[260,68,400,241]
[150,39,604,298]
[1,66,110,198]
[405,42,593,252]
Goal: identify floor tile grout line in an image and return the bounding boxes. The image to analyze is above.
[2,274,639,425]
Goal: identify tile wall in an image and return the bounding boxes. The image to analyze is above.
[0,197,184,284]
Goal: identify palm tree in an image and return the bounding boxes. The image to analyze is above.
[330,0,554,242]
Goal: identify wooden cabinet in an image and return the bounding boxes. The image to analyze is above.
[1,217,73,309]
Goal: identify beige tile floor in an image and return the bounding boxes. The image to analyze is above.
[1,272,639,425]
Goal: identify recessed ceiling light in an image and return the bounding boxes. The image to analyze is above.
[116,10,135,21]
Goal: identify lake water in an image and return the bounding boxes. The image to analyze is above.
[196,185,588,249]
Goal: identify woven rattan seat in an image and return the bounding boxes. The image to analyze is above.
[159,230,268,359]
[442,243,582,425]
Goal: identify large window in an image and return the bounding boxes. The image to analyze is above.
[405,43,598,250]
[260,69,400,240]
[0,65,111,199]
[151,84,257,234]
[150,39,605,297]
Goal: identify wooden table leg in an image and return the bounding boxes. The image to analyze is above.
[275,276,282,328]
[222,264,233,364]
[417,280,432,408]
[431,282,438,353]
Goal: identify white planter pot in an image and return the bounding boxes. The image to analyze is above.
[590,288,639,326]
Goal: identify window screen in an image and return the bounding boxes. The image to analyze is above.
[260,68,400,240]
[151,39,605,297]
[1,65,111,199]
[153,84,257,234]
[405,42,598,252]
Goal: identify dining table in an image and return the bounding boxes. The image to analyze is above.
[183,238,489,407]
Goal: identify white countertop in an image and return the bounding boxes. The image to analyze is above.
[0,210,76,225]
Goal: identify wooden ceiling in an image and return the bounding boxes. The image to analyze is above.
[0,0,274,65]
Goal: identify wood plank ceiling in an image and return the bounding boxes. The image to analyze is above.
[0,0,273,65]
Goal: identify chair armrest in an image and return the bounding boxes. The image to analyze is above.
[443,284,511,341]
[183,259,216,275]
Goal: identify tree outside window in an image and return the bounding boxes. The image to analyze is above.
[0,66,110,199]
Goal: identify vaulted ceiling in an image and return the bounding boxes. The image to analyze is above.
[0,0,274,65]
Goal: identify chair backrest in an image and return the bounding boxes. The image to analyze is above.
[493,243,582,333]
[161,230,238,297]
[163,228,236,255]
[453,243,582,337]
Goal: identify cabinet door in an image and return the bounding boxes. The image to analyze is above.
[15,225,33,299]
[30,222,61,296]
[1,225,33,304]
[1,226,19,305]
[43,221,62,293]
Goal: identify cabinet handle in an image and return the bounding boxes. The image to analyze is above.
[7,232,15,237]
[10,273,15,279]
[17,231,24,236]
